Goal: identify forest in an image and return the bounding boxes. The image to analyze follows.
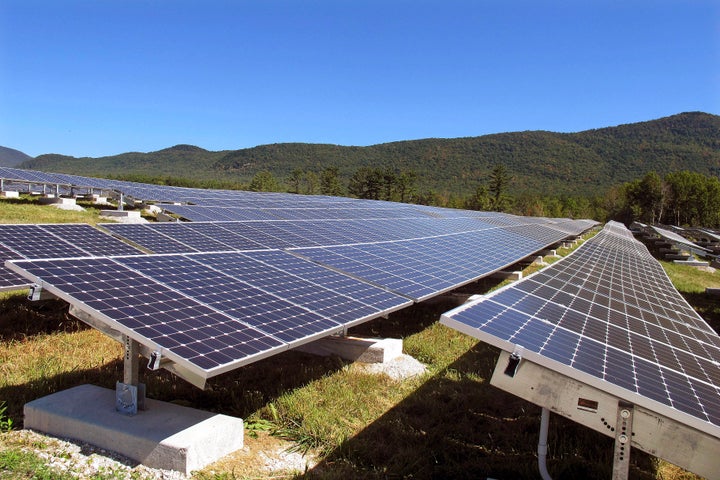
[16,112,720,197]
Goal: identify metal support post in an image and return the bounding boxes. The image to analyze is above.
[116,335,145,415]
[612,401,634,480]
[118,192,124,211]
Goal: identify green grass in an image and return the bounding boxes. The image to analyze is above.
[661,260,720,333]
[0,448,76,480]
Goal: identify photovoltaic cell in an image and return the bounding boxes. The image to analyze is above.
[441,221,720,438]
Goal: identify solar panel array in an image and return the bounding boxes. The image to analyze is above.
[9,251,413,379]
[0,224,143,291]
[3,166,602,386]
[441,221,720,438]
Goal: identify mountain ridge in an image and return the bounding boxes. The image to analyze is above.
[12,111,720,197]
[0,146,34,167]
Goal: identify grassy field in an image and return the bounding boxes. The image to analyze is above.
[0,198,714,479]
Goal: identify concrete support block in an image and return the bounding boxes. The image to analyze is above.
[24,384,244,475]
[144,204,163,215]
[0,190,19,198]
[100,209,141,218]
[40,196,78,205]
[490,270,523,281]
[296,336,403,363]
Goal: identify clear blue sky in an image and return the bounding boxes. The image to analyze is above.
[1,0,718,158]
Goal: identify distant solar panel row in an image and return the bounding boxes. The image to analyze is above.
[441,221,720,438]
[0,224,142,291]
[101,217,591,256]
[7,251,412,381]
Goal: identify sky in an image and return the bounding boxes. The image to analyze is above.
[0,0,718,158]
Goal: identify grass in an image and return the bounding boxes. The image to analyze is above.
[0,196,114,225]
[0,199,712,479]
[0,448,76,480]
[660,260,720,333]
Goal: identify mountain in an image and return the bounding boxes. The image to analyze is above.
[0,146,33,167]
[16,112,720,197]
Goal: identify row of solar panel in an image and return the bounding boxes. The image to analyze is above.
[441,221,720,438]
[1,167,426,211]
[100,218,593,255]
[8,250,413,378]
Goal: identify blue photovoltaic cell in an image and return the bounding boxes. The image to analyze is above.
[441,221,720,438]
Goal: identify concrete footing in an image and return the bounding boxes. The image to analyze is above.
[24,384,244,475]
[99,210,147,223]
[39,196,77,206]
[100,209,141,218]
[295,336,403,363]
[1,190,19,198]
[490,270,523,281]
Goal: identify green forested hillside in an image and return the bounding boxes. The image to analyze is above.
[17,112,720,197]
[0,146,33,167]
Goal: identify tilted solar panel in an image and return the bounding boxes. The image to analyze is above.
[441,221,720,440]
[7,251,411,385]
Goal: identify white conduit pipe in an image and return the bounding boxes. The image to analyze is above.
[538,407,553,480]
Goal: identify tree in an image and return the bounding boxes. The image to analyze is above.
[249,170,280,192]
[396,170,418,203]
[488,164,513,212]
[304,171,319,195]
[465,185,491,211]
[320,166,344,196]
[348,167,383,200]
[286,168,304,194]
[624,171,665,224]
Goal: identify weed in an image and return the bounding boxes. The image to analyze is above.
[0,401,13,432]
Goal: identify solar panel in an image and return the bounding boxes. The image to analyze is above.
[440,221,720,470]
[7,251,411,385]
